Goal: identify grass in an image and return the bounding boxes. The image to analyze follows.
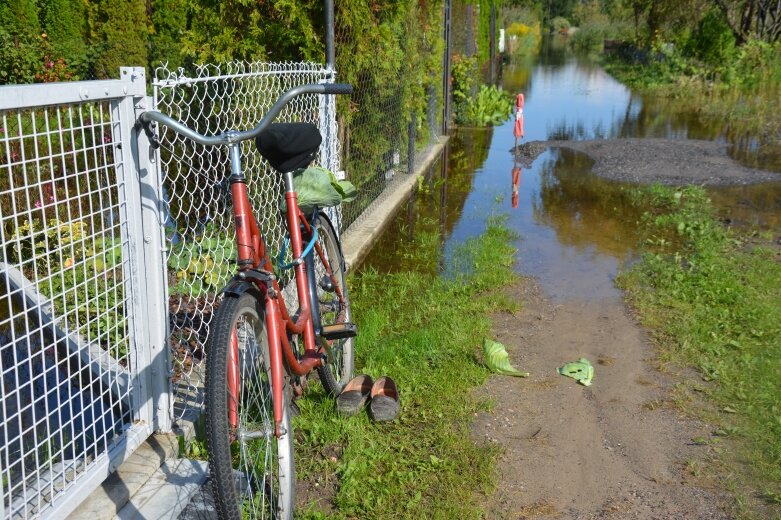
[617,185,781,517]
[603,55,781,148]
[294,216,519,519]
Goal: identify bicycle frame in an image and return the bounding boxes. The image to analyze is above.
[227,143,344,437]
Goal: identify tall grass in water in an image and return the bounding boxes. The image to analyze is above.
[618,185,781,516]
[603,40,781,148]
[295,217,519,519]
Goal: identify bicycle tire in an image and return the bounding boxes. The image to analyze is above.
[311,213,355,395]
[206,290,295,520]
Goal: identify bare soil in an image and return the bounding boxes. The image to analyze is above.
[474,281,734,519]
[515,138,781,185]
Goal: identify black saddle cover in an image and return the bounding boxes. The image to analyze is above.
[255,122,322,173]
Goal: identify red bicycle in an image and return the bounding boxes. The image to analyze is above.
[139,82,355,519]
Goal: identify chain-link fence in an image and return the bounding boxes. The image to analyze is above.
[334,2,446,230]
[152,62,340,424]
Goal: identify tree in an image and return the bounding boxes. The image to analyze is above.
[149,0,188,71]
[178,0,322,64]
[0,0,43,83]
[714,0,781,43]
[0,0,41,37]
[92,0,149,79]
[40,0,88,77]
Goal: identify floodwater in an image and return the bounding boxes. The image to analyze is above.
[362,37,781,302]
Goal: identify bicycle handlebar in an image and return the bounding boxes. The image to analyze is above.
[138,82,353,148]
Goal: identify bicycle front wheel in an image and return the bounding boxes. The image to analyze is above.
[206,291,294,520]
[311,214,355,395]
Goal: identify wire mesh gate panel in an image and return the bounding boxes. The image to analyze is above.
[0,69,167,519]
[152,62,341,424]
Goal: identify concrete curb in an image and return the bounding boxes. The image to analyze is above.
[341,138,448,270]
[69,433,180,520]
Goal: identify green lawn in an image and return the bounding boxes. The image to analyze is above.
[295,217,519,519]
[618,185,781,518]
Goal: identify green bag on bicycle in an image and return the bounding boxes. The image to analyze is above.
[280,166,357,213]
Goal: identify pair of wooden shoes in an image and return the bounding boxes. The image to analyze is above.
[336,374,400,421]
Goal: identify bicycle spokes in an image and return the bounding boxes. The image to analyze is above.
[228,329,240,431]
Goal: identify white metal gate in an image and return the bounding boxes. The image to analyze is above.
[0,67,170,519]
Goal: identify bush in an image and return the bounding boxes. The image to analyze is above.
[0,31,44,84]
[734,39,781,88]
[92,0,148,79]
[0,31,74,84]
[551,16,570,33]
[451,53,478,123]
[570,19,632,51]
[461,85,512,126]
[507,21,542,55]
[683,9,737,69]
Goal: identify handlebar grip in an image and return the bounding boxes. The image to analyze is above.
[321,83,353,95]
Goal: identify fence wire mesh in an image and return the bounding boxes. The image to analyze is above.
[333,3,445,231]
[0,101,135,519]
[152,62,339,423]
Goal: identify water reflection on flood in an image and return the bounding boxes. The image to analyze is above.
[362,130,781,302]
[443,143,645,302]
[364,136,646,301]
[363,37,781,303]
[707,184,781,230]
[506,36,781,171]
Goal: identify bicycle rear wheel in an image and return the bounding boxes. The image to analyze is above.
[206,291,294,520]
[311,214,355,395]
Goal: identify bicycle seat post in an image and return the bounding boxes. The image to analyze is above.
[227,138,268,271]
[228,139,244,182]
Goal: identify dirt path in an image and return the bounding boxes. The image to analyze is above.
[474,281,733,519]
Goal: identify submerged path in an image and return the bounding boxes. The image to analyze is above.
[516,138,781,185]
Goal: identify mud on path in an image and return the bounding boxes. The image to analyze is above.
[474,281,733,519]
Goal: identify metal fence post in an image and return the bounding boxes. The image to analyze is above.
[442,0,452,133]
[125,67,173,433]
[323,0,341,233]
[325,0,335,69]
[112,69,153,429]
[116,67,172,433]
[407,111,416,174]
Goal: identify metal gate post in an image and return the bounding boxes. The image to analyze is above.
[111,69,152,426]
[115,66,172,433]
[124,67,173,433]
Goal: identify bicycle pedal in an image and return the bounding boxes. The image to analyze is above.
[320,322,357,340]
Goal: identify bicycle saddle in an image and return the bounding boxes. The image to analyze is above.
[255,122,322,173]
